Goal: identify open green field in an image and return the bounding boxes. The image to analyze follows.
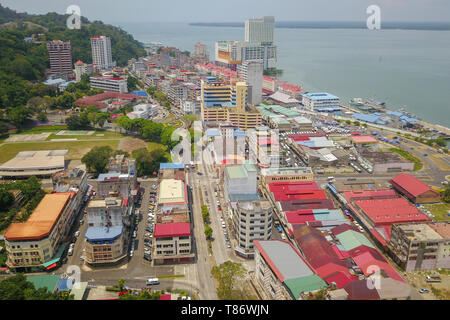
[16,125,67,134]
[46,130,124,141]
[0,140,120,163]
[148,141,167,153]
[422,203,450,221]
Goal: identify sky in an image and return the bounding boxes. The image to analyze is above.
[1,0,450,23]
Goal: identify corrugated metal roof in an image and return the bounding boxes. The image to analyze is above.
[335,230,375,251]
[284,274,327,298]
[85,226,123,242]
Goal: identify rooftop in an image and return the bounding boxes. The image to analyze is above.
[5,193,72,241]
[0,150,67,173]
[159,179,186,204]
[303,92,339,100]
[85,226,123,242]
[154,222,190,238]
[390,173,439,198]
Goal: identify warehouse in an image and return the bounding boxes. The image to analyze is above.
[390,173,441,204]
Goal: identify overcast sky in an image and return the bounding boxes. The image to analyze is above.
[1,0,450,23]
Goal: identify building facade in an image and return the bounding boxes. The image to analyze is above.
[90,76,128,93]
[91,36,115,70]
[47,40,73,79]
[233,200,273,258]
[153,222,194,264]
[238,60,263,106]
[302,92,340,112]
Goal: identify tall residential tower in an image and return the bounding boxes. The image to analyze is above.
[46,40,73,79]
[91,36,115,70]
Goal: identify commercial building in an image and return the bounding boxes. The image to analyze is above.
[200,80,262,130]
[74,60,94,81]
[89,75,128,93]
[75,92,143,111]
[355,147,414,173]
[97,170,136,199]
[389,222,450,271]
[158,178,188,213]
[253,239,327,300]
[233,200,273,258]
[91,36,115,70]
[84,197,131,265]
[224,164,258,203]
[215,40,277,70]
[390,173,441,204]
[261,167,314,184]
[283,209,348,234]
[248,125,281,167]
[0,150,67,179]
[127,104,158,119]
[4,193,77,270]
[47,40,73,79]
[153,222,194,264]
[193,42,209,61]
[302,92,340,112]
[245,16,275,45]
[238,60,263,105]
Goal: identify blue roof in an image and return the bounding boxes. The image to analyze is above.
[352,113,381,123]
[303,92,339,100]
[131,90,148,97]
[58,279,74,292]
[386,111,404,117]
[159,163,184,169]
[205,128,221,137]
[85,226,123,242]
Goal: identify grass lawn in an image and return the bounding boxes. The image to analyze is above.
[46,130,124,141]
[148,142,167,152]
[422,203,450,221]
[0,140,120,163]
[15,125,67,134]
[389,147,423,171]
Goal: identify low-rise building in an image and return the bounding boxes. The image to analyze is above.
[253,239,327,300]
[0,150,67,179]
[4,192,77,271]
[127,104,158,120]
[389,222,450,271]
[261,167,314,184]
[90,75,128,93]
[153,222,194,264]
[302,92,340,112]
[390,174,441,204]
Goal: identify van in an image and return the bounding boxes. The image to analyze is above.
[146,278,160,285]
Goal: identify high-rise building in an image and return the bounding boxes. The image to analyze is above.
[245,16,275,45]
[200,80,262,130]
[91,36,115,70]
[193,42,209,61]
[233,200,273,258]
[215,40,277,70]
[47,40,73,79]
[239,60,263,105]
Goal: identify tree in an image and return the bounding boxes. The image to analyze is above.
[81,146,114,173]
[127,75,139,92]
[0,189,14,211]
[204,225,213,240]
[132,147,168,176]
[117,279,126,291]
[211,261,249,300]
[442,185,450,203]
[37,113,48,122]
[201,205,210,224]
[7,106,32,128]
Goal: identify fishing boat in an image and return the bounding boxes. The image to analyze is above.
[349,98,365,106]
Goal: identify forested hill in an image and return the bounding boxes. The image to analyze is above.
[0,4,146,69]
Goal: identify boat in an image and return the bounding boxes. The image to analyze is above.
[349,98,365,106]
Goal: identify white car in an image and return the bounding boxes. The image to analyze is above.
[74,231,80,237]
[281,233,286,240]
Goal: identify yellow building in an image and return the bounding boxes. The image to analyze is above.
[201,80,262,130]
[4,192,75,270]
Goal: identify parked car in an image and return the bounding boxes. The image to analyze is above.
[146,278,160,285]
[74,231,80,237]
[419,288,430,294]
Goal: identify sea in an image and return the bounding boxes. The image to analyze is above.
[113,21,450,128]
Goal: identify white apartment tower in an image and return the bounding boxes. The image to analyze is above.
[91,36,115,70]
[245,16,275,45]
[233,200,273,259]
[239,60,263,105]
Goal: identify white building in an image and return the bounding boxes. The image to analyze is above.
[180,100,200,115]
[193,42,209,60]
[74,60,94,81]
[215,40,277,70]
[302,92,340,112]
[127,104,158,119]
[233,200,273,259]
[238,60,263,105]
[91,36,115,70]
[245,16,275,45]
[90,75,128,93]
[224,164,258,201]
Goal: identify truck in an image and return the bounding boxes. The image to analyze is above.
[425,275,441,283]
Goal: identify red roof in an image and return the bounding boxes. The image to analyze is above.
[279,199,335,211]
[158,294,171,300]
[353,197,429,225]
[154,222,190,238]
[271,190,327,202]
[285,211,316,225]
[390,173,439,198]
[324,271,358,288]
[343,189,398,200]
[269,181,319,193]
[350,135,378,144]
